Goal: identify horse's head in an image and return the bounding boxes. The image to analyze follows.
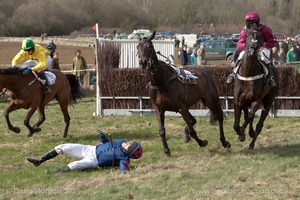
[245,24,264,56]
[137,31,158,70]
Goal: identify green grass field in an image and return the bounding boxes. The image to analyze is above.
[0,97,299,200]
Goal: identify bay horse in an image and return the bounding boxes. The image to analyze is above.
[233,26,279,149]
[0,67,82,138]
[137,31,231,156]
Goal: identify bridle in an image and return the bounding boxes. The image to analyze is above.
[246,29,263,55]
[137,40,157,72]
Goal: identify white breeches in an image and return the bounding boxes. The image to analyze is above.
[238,48,271,64]
[55,144,98,170]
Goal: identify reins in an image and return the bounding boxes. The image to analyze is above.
[16,77,38,95]
[0,71,38,96]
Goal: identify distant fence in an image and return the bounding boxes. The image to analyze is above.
[97,96,300,117]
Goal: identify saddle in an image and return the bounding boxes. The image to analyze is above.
[169,65,198,85]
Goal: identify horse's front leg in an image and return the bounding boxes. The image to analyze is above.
[4,103,21,133]
[24,106,39,137]
[233,102,245,142]
[249,100,272,149]
[156,108,171,156]
[180,106,208,147]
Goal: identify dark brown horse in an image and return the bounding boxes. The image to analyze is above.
[0,68,82,138]
[233,26,279,149]
[137,31,231,156]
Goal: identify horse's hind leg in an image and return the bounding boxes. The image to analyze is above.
[156,109,171,156]
[4,103,21,133]
[180,106,208,147]
[183,112,196,143]
[203,97,231,148]
[58,102,70,138]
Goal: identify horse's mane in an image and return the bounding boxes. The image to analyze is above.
[0,68,20,75]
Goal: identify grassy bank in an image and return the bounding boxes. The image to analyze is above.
[0,98,299,199]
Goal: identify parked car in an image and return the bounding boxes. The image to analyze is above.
[203,39,236,62]
[230,33,240,42]
[118,32,128,39]
[273,33,287,41]
[181,39,236,63]
[293,34,300,40]
[222,33,232,39]
[154,32,165,40]
[128,29,152,39]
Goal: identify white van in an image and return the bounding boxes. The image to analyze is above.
[128,29,152,39]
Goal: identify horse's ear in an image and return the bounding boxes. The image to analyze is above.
[149,30,156,41]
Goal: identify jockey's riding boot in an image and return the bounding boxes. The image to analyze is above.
[39,72,52,94]
[53,166,71,173]
[27,149,58,167]
[266,63,276,87]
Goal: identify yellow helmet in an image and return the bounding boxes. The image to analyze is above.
[22,38,35,51]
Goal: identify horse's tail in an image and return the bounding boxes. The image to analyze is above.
[65,74,84,103]
[209,110,224,126]
[209,111,218,125]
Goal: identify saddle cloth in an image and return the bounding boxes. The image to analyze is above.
[170,65,198,84]
[20,60,56,85]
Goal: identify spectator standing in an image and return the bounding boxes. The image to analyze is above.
[174,37,180,48]
[47,39,57,58]
[179,45,188,67]
[181,36,185,48]
[280,37,289,56]
[278,47,286,65]
[72,49,88,85]
[271,47,279,65]
[197,44,206,65]
[190,49,197,66]
[286,45,298,63]
[186,47,192,65]
[49,52,60,70]
[273,36,280,53]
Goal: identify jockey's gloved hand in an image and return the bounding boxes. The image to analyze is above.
[24,68,32,74]
[98,130,109,143]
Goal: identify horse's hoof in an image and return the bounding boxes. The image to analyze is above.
[249,142,255,149]
[222,141,231,149]
[11,127,21,133]
[200,140,208,147]
[249,131,256,138]
[183,133,191,143]
[238,134,246,142]
[27,132,34,137]
[164,149,171,156]
[33,127,42,132]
